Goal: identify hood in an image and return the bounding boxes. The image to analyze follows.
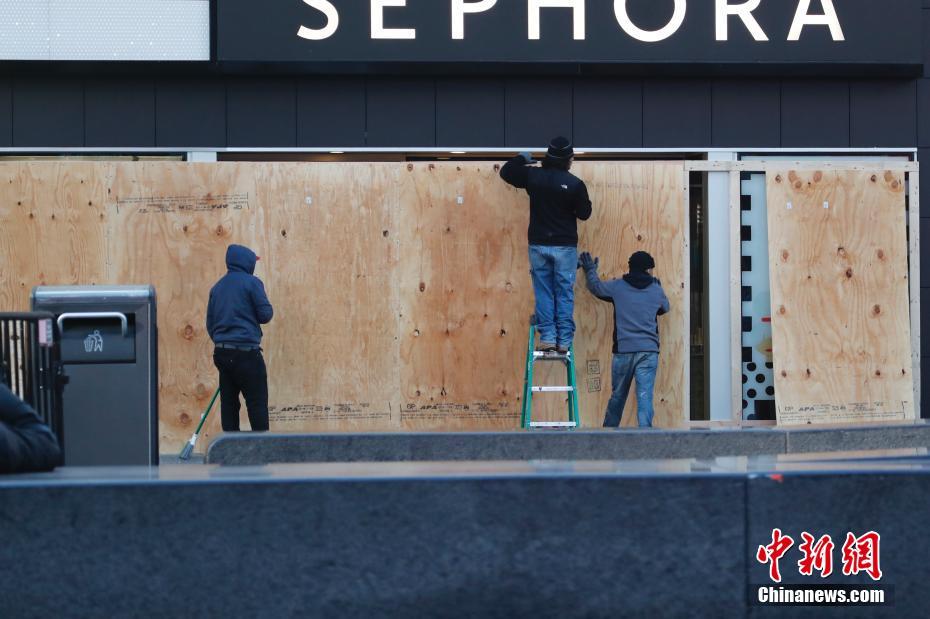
[226,244,257,275]
[623,270,656,290]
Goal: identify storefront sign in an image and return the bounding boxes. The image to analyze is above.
[217,0,922,73]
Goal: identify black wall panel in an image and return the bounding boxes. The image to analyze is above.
[922,285,930,358]
[922,357,930,419]
[921,148,930,212]
[850,80,917,148]
[297,79,365,147]
[921,217,930,290]
[505,79,572,147]
[643,80,712,148]
[13,79,84,147]
[227,79,296,147]
[573,80,642,148]
[366,80,435,147]
[781,81,850,148]
[85,80,155,148]
[712,80,781,148]
[156,79,227,148]
[0,79,10,147]
[920,80,930,147]
[436,80,504,147]
[924,9,930,77]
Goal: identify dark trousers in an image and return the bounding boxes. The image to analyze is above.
[213,348,269,432]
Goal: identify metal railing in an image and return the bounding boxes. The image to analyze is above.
[0,312,66,445]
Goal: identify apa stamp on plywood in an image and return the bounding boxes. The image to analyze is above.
[400,401,516,422]
[270,402,390,423]
[115,193,250,214]
[587,359,602,393]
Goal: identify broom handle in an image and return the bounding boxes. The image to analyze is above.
[193,387,221,435]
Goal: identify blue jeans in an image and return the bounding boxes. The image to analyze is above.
[529,245,578,347]
[603,352,659,428]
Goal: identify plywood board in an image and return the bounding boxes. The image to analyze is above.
[0,163,109,311]
[573,163,688,429]
[766,169,914,425]
[0,161,689,451]
[106,163,261,441]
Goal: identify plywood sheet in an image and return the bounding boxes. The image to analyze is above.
[0,163,109,311]
[766,169,914,425]
[573,163,689,429]
[106,163,261,444]
[0,161,689,451]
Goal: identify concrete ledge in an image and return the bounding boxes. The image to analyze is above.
[4,457,930,617]
[206,423,930,466]
[1,464,746,617]
[785,423,930,454]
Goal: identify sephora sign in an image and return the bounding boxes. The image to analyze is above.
[217,0,922,73]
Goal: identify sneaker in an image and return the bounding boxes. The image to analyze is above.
[536,341,556,352]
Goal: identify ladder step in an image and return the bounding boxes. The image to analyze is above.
[531,386,574,393]
[532,352,569,362]
[530,421,578,428]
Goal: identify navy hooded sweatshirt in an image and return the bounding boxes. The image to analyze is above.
[0,383,62,474]
[207,245,274,347]
[499,155,592,247]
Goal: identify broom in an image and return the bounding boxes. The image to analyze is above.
[179,387,220,461]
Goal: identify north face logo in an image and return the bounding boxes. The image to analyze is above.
[561,184,569,190]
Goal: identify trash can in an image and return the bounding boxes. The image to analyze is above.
[31,286,158,466]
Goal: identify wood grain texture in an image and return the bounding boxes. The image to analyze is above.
[0,163,108,311]
[573,163,688,429]
[766,169,914,426]
[0,161,689,451]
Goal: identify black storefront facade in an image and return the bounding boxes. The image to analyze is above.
[1,0,928,423]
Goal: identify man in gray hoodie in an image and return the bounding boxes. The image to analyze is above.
[579,250,670,428]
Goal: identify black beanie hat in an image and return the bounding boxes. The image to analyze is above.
[629,251,656,271]
[547,136,574,160]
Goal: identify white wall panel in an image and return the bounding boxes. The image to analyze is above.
[0,0,209,60]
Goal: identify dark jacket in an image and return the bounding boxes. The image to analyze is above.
[500,156,593,246]
[0,383,62,474]
[584,267,670,354]
[207,245,274,347]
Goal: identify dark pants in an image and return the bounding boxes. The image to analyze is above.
[213,347,269,432]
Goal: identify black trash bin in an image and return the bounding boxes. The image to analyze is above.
[31,286,158,466]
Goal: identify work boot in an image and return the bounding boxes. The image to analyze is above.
[536,341,556,352]
[556,344,570,354]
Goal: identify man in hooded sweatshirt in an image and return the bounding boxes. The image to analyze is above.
[500,136,592,353]
[579,250,670,428]
[207,244,274,432]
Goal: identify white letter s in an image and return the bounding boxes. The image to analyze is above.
[298,0,339,41]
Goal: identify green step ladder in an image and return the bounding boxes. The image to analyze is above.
[520,316,580,429]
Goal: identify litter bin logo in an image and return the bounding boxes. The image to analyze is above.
[84,330,104,353]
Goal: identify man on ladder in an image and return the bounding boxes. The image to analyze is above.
[501,137,591,429]
[500,137,592,353]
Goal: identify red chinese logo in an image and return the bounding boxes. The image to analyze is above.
[758,530,882,582]
[756,528,795,583]
[841,531,883,581]
[797,533,834,578]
